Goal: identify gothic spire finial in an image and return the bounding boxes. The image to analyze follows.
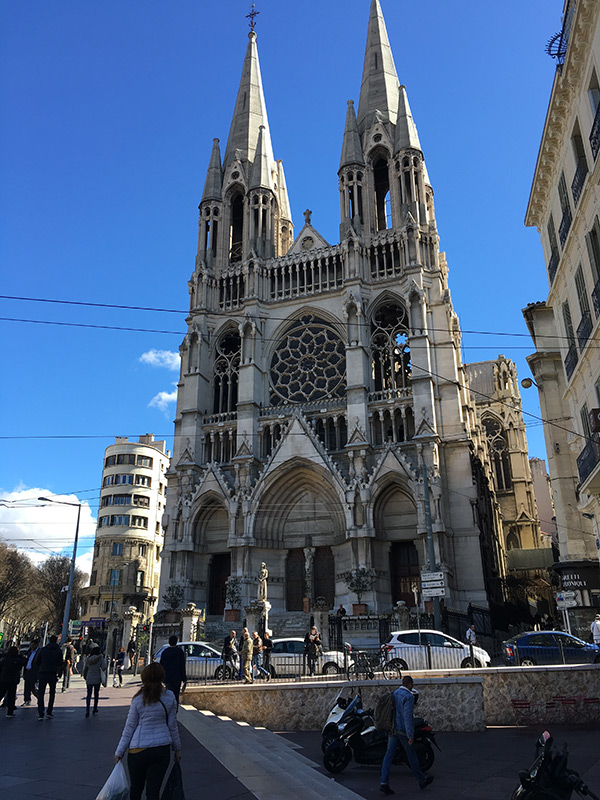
[246,3,260,32]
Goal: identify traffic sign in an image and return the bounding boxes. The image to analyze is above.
[557,599,578,609]
[421,571,444,582]
[421,587,446,597]
[422,580,445,590]
[556,591,576,600]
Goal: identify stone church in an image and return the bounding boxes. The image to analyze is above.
[160,1,538,625]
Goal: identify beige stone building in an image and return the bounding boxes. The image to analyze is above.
[81,435,170,646]
[159,0,545,632]
[523,0,600,635]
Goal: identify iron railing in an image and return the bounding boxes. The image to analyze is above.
[564,343,578,379]
[577,438,600,484]
[577,311,592,350]
[559,208,572,246]
[547,250,559,284]
[592,278,600,318]
[571,157,588,206]
[590,103,600,161]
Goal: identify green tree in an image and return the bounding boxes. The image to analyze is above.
[37,555,87,633]
[0,542,36,621]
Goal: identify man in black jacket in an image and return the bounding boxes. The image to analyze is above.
[35,635,64,720]
[22,637,41,706]
[159,635,187,706]
[222,630,238,679]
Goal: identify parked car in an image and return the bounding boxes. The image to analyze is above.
[384,629,491,670]
[154,641,230,680]
[269,637,349,677]
[502,631,600,666]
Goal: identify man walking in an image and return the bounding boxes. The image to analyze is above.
[159,635,187,705]
[252,631,270,680]
[127,638,137,673]
[591,614,600,646]
[465,624,476,646]
[380,675,433,793]
[36,635,64,720]
[222,630,238,679]
[22,637,41,706]
[241,628,253,684]
[61,637,75,692]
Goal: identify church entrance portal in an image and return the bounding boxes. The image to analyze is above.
[389,541,420,607]
[208,553,230,614]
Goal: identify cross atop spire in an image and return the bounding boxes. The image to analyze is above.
[246,3,260,31]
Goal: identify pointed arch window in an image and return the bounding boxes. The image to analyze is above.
[481,415,512,491]
[229,192,244,262]
[213,330,241,413]
[374,158,390,231]
[370,302,411,394]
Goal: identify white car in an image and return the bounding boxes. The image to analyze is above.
[269,637,349,677]
[385,629,490,670]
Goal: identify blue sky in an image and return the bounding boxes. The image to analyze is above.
[0,0,560,572]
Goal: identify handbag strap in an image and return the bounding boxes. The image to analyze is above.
[159,698,169,724]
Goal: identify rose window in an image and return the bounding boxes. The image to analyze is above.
[270,315,346,405]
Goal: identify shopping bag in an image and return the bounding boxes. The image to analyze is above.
[100,668,107,687]
[160,761,185,800]
[95,761,129,800]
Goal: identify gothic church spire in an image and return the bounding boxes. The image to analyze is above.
[201,138,223,202]
[356,0,400,134]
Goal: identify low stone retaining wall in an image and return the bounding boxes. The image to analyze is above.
[183,664,600,732]
[183,675,485,731]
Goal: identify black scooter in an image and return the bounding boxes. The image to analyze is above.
[512,731,599,800]
[323,691,438,774]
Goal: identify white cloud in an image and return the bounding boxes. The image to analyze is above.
[149,387,178,414]
[139,349,180,371]
[0,487,97,585]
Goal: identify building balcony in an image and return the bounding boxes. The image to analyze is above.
[577,437,600,492]
[592,278,600,318]
[564,343,578,379]
[547,250,559,284]
[577,311,593,351]
[590,103,600,161]
[559,208,572,247]
[571,158,588,206]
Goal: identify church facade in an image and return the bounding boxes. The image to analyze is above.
[160,1,523,622]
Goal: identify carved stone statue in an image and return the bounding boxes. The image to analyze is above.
[257,562,268,602]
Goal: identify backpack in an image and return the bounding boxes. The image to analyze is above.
[374,691,395,732]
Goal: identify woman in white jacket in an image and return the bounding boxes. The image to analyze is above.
[115,662,181,800]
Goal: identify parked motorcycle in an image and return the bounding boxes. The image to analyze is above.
[322,690,437,774]
[321,686,364,753]
[512,731,599,800]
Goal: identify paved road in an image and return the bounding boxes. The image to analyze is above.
[2,672,599,800]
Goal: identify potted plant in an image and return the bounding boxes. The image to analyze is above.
[161,584,184,622]
[224,577,242,621]
[343,568,376,615]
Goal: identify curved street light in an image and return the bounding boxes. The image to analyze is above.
[38,496,82,646]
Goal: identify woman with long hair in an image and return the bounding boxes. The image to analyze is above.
[114,662,181,800]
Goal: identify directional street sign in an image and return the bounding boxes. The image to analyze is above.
[421,587,446,597]
[557,599,578,609]
[556,591,577,600]
[422,580,445,590]
[421,572,444,582]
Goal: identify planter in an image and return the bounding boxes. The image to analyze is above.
[224,608,241,622]
[352,603,368,615]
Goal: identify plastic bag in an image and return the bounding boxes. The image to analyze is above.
[96,761,129,800]
[160,762,185,800]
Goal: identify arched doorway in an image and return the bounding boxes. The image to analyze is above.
[208,553,230,615]
[314,547,334,607]
[286,549,305,611]
[389,541,420,606]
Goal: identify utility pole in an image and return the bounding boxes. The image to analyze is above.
[422,462,441,630]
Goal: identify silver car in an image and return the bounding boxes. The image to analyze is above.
[154,641,229,680]
[269,637,348,677]
[385,629,490,670]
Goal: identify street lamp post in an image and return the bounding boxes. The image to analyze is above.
[38,497,82,646]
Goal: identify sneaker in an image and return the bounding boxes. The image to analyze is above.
[21,701,30,707]
[7,713,15,718]
[380,785,394,795]
[93,709,98,715]
[420,776,434,790]
[46,712,53,718]
[38,716,45,721]
[85,711,90,718]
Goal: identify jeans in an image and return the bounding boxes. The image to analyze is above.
[252,652,269,678]
[380,731,426,786]
[86,682,100,712]
[0,680,17,714]
[23,672,38,702]
[128,745,171,800]
[62,664,71,690]
[165,681,181,706]
[37,675,58,717]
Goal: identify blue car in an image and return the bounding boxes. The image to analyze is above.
[503,630,600,666]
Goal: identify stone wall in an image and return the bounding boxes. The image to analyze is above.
[183,675,485,732]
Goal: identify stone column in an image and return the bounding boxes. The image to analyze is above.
[181,603,203,642]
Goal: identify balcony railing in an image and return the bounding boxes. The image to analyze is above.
[577,438,600,484]
[592,278,600,318]
[577,311,592,350]
[547,250,559,284]
[564,343,578,379]
[571,158,588,206]
[590,103,600,161]
[559,208,572,246]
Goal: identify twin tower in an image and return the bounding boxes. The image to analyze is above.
[161,0,509,623]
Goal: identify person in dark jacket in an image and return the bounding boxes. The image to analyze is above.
[61,637,76,692]
[159,635,187,705]
[222,630,238,678]
[22,637,41,705]
[0,646,27,717]
[36,635,64,720]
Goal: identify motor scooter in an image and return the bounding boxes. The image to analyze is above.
[321,686,364,752]
[323,691,437,774]
[511,731,599,800]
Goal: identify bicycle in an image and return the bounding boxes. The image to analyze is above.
[346,644,402,680]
